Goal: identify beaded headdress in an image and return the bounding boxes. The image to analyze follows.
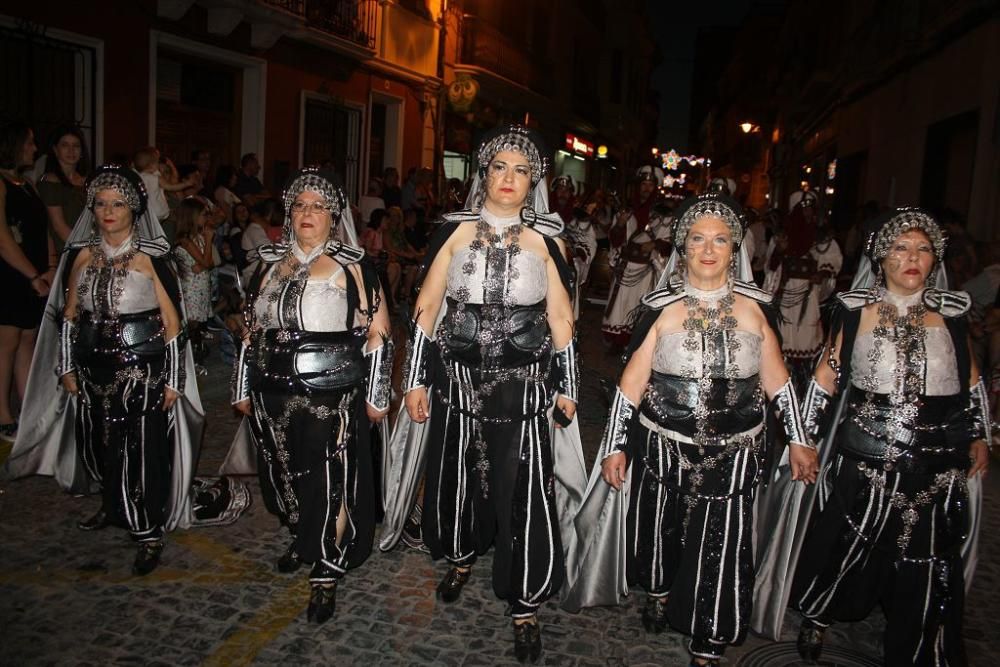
[86,165,148,217]
[671,193,745,254]
[476,124,549,185]
[865,207,946,265]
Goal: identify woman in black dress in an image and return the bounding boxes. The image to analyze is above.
[0,121,55,441]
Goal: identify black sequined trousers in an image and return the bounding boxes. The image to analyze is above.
[421,355,564,618]
[77,359,172,542]
[248,385,374,583]
[627,424,764,660]
[794,454,969,667]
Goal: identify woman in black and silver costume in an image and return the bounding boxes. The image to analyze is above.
[380,124,587,663]
[790,208,989,666]
[4,165,202,575]
[230,168,391,625]
[564,193,817,666]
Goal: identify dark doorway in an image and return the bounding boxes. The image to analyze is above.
[920,110,979,219]
[156,50,242,178]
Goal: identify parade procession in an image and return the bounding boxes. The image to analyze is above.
[2,1,999,665]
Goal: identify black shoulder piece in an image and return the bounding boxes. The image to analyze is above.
[543,235,575,296]
[149,254,186,325]
[61,248,82,293]
[924,288,972,318]
[622,307,662,365]
[836,288,877,311]
[328,242,366,266]
[137,237,171,258]
[733,279,773,304]
[639,287,687,310]
[441,209,481,224]
[415,221,462,289]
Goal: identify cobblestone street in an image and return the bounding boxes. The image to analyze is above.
[2,303,998,665]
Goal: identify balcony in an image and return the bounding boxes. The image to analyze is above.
[458,15,543,93]
[262,0,377,49]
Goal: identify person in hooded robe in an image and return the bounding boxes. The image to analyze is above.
[2,165,221,575]
[786,208,989,665]
[552,175,598,320]
[763,190,843,393]
[562,193,818,667]
[379,124,587,663]
[229,168,391,624]
[601,166,673,347]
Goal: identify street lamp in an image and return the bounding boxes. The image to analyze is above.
[740,122,760,134]
[651,147,659,156]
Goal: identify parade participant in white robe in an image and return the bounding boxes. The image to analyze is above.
[763,190,842,392]
[602,166,672,347]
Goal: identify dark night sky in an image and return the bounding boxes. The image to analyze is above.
[644,0,755,151]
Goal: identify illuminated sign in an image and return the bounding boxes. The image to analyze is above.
[564,134,594,158]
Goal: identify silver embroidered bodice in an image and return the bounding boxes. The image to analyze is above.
[77,269,158,314]
[445,210,548,306]
[75,236,158,314]
[253,244,357,332]
[851,327,959,396]
[653,330,762,379]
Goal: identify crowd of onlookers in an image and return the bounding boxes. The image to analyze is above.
[2,119,1000,443]
[0,120,476,442]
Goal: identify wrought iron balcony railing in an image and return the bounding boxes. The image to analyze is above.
[262,0,378,50]
[459,15,543,92]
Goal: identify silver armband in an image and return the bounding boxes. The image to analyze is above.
[402,322,432,393]
[58,318,76,377]
[165,334,186,395]
[600,387,636,460]
[969,378,992,441]
[231,340,251,404]
[365,338,394,412]
[552,339,580,403]
[775,379,813,449]
[802,378,832,441]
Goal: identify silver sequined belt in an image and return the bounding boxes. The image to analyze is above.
[638,413,764,446]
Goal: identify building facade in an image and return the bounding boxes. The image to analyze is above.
[3,0,442,201]
[693,1,1000,241]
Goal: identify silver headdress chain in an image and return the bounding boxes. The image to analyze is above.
[866,208,946,265]
[673,200,744,253]
[476,126,549,185]
[86,172,145,213]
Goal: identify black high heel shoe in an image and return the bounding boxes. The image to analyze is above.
[307,583,337,624]
[133,541,164,576]
[78,508,110,531]
[641,595,669,633]
[512,619,542,664]
[797,618,826,663]
[436,566,471,603]
[275,543,302,574]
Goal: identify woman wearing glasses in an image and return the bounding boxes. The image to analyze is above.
[231,168,391,624]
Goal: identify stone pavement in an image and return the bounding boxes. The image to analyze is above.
[1,302,997,665]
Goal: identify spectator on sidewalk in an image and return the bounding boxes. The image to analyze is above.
[382,167,402,209]
[37,124,89,249]
[358,180,384,227]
